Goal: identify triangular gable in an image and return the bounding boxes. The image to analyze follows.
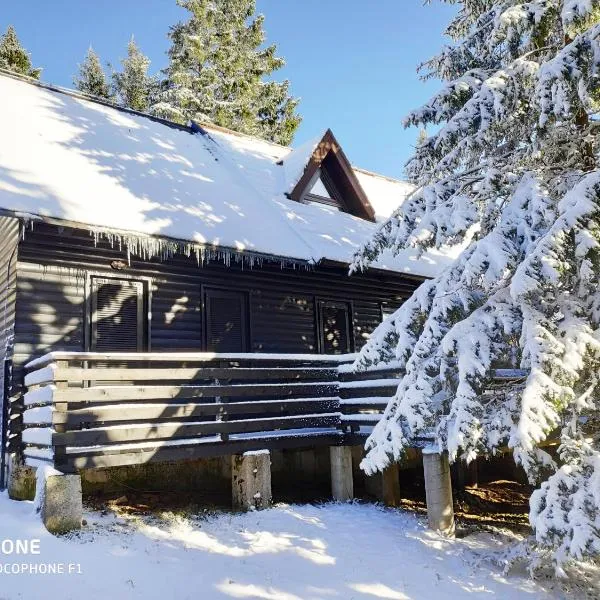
[279,129,376,222]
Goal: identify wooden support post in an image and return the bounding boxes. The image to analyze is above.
[455,458,478,491]
[52,361,69,470]
[330,445,353,501]
[466,459,478,488]
[365,463,401,507]
[37,471,83,534]
[512,460,530,485]
[232,450,272,511]
[423,449,455,536]
[381,463,401,507]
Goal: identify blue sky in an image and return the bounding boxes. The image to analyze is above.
[0,1,455,180]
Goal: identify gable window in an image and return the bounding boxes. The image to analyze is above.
[89,276,146,351]
[203,288,249,353]
[309,176,332,199]
[317,299,353,355]
[303,168,346,211]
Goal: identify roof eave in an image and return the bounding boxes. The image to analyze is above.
[3,209,312,269]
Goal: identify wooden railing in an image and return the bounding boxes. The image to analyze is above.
[21,352,400,472]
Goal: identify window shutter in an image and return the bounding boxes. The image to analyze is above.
[320,301,352,355]
[205,289,248,353]
[91,277,145,351]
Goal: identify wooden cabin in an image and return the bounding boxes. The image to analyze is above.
[0,71,456,501]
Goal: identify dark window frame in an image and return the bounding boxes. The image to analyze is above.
[302,168,348,212]
[315,297,354,355]
[201,285,250,353]
[380,302,399,322]
[85,273,150,352]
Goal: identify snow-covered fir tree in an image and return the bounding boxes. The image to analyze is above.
[0,25,41,79]
[112,37,157,112]
[352,0,600,569]
[151,0,301,145]
[74,47,111,100]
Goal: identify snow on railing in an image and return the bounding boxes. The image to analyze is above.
[25,351,359,371]
[20,352,399,471]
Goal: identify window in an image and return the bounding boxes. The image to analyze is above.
[89,276,146,351]
[380,302,398,321]
[309,176,332,198]
[204,288,249,352]
[303,168,346,211]
[318,300,352,355]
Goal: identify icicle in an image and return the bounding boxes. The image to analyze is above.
[83,226,307,271]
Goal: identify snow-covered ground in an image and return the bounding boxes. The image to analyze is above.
[0,492,585,599]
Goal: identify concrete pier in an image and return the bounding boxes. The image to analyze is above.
[232,450,272,510]
[423,450,455,536]
[330,446,354,501]
[37,471,83,534]
[7,455,36,501]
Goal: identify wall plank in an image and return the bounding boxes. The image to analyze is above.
[11,222,423,395]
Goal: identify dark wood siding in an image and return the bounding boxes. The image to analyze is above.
[11,222,423,388]
[354,297,403,349]
[0,217,20,465]
[13,261,86,372]
[0,217,20,366]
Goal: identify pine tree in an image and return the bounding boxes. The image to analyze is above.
[0,25,41,79]
[151,0,301,145]
[352,1,600,569]
[111,37,157,112]
[74,47,111,100]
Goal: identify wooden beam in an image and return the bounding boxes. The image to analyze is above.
[53,414,341,447]
[61,432,343,471]
[25,351,355,370]
[339,384,399,399]
[35,367,339,384]
[49,382,338,405]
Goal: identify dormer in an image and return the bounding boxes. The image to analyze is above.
[279,129,376,222]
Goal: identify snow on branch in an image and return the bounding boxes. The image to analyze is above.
[536,23,600,127]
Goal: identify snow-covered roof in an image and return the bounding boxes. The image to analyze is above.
[353,168,415,221]
[0,72,460,277]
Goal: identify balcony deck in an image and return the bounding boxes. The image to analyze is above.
[20,352,402,473]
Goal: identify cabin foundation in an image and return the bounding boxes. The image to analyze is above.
[232,450,272,511]
[7,455,36,501]
[330,445,354,501]
[423,450,455,536]
[37,472,83,534]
